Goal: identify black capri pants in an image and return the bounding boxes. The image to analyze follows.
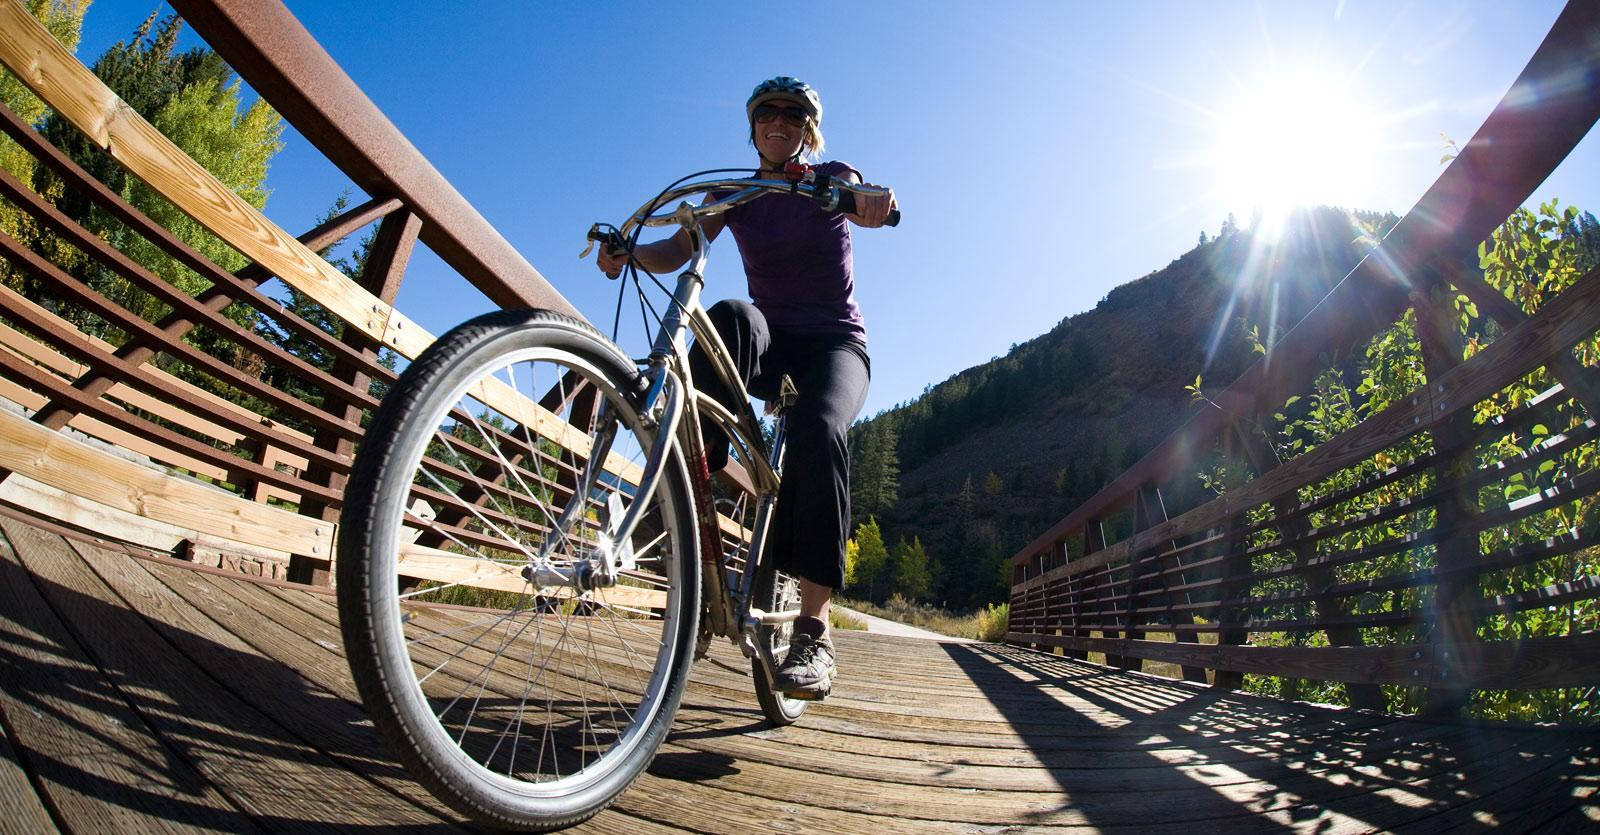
[687,299,870,590]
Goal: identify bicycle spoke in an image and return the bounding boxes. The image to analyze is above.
[349,316,690,803]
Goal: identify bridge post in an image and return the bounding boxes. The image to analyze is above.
[1070,520,1103,662]
[1412,273,1485,717]
[288,210,422,585]
[1137,486,1208,683]
[1230,420,1385,710]
[1211,510,1251,691]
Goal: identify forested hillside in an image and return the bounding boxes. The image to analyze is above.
[847,207,1401,609]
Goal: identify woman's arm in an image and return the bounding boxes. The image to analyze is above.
[596,202,727,275]
[835,169,897,229]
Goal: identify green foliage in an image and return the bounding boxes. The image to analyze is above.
[0,1,87,285]
[850,419,899,526]
[835,594,1005,640]
[18,10,286,407]
[976,602,1009,642]
[846,517,889,603]
[890,535,932,601]
[1198,199,1600,720]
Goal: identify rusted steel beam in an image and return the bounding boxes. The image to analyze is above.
[168,0,585,320]
[1011,0,1600,574]
[290,209,422,582]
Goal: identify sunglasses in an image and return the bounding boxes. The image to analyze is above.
[753,104,809,127]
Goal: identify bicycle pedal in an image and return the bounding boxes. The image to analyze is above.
[787,687,830,702]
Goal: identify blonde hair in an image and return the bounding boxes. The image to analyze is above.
[802,121,826,159]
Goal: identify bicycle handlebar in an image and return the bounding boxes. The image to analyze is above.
[584,170,899,278]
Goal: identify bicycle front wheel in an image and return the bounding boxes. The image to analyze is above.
[338,309,698,830]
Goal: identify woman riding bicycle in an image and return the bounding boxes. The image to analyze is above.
[597,76,895,698]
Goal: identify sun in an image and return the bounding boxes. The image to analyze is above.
[1216,71,1380,239]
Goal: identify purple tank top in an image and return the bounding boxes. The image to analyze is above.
[720,160,866,342]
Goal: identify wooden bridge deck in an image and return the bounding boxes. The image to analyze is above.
[0,511,1595,833]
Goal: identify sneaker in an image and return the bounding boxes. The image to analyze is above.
[772,616,835,699]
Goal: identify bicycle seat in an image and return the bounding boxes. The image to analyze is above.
[763,374,799,417]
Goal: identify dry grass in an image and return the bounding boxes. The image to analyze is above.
[835,595,1008,641]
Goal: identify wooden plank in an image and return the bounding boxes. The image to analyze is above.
[0,700,59,833]
[0,3,394,346]
[0,347,345,503]
[0,373,230,481]
[395,541,668,609]
[0,160,376,427]
[1006,629,1600,689]
[0,520,252,831]
[0,407,331,557]
[206,567,927,834]
[0,232,363,456]
[0,297,315,457]
[113,557,465,823]
[0,475,297,571]
[2,519,452,829]
[0,98,402,388]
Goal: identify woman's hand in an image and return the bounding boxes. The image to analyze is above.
[846,183,897,228]
[596,241,630,276]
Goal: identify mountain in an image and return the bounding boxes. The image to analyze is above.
[851,206,1397,609]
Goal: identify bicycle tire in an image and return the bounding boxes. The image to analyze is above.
[750,559,808,725]
[338,308,698,830]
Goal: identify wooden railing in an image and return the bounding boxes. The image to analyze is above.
[0,0,646,591]
[1008,0,1600,717]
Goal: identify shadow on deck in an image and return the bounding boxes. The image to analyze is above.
[0,510,1594,833]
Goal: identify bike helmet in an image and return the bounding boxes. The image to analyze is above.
[746,76,822,125]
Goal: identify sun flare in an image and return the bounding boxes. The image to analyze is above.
[1217,72,1380,239]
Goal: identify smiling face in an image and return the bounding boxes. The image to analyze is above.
[752,103,810,165]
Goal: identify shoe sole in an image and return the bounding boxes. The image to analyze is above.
[780,670,834,701]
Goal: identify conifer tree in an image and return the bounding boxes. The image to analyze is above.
[848,517,888,602]
[890,536,932,602]
[850,420,899,526]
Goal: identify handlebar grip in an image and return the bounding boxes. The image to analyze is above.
[834,189,901,227]
[586,225,628,278]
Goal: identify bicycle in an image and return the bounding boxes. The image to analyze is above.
[337,165,898,829]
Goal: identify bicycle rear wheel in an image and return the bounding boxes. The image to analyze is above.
[750,559,809,725]
[338,309,698,830]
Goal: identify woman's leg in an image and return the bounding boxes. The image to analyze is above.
[686,299,769,471]
[771,337,871,630]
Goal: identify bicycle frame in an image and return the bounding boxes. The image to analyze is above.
[571,178,838,673]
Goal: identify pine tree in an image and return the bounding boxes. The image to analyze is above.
[848,517,888,602]
[890,536,932,602]
[850,420,899,526]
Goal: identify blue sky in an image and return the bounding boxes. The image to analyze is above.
[77,1,1598,418]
